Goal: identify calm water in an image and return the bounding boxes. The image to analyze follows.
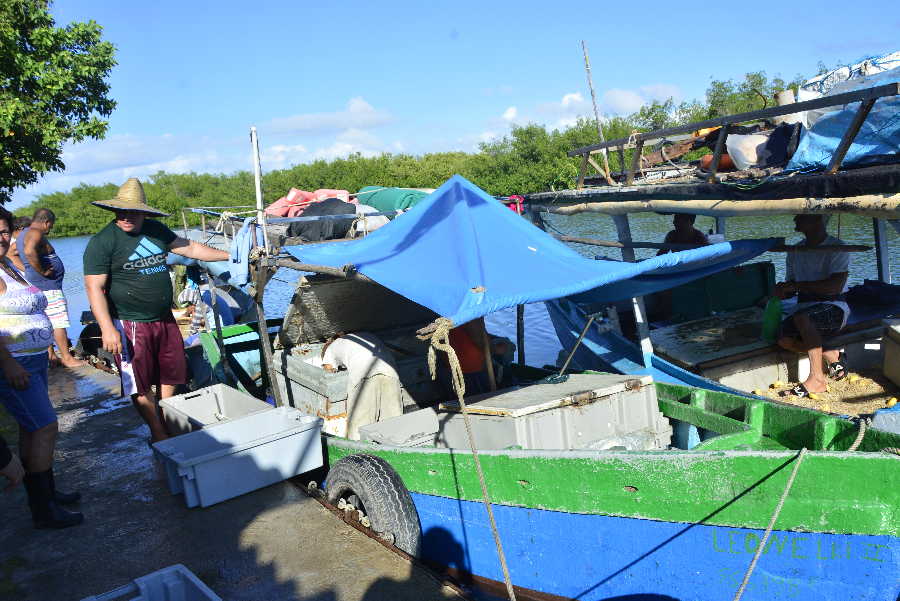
[50,213,900,369]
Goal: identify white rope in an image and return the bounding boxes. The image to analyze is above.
[733,448,807,601]
[417,318,517,601]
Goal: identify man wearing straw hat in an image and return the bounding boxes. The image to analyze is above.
[83,178,229,442]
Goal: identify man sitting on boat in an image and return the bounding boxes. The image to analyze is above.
[444,319,513,397]
[320,331,404,440]
[774,214,850,398]
[656,214,708,255]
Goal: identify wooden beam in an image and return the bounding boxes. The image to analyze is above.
[626,140,644,185]
[556,234,870,252]
[576,154,589,189]
[826,98,877,174]
[568,82,900,156]
[531,194,900,219]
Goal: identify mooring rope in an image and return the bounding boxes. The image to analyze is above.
[417,317,518,601]
[733,447,807,601]
[848,417,870,452]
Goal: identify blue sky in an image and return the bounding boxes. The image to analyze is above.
[9,0,898,208]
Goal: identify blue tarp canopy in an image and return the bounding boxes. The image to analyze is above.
[285,175,778,325]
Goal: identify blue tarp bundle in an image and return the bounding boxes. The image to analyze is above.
[285,175,778,325]
[786,67,900,172]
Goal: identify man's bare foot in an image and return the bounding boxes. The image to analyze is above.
[801,376,827,394]
[60,356,86,368]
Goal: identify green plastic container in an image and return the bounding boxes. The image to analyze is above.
[761,297,782,343]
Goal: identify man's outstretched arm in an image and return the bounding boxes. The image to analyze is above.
[168,238,229,262]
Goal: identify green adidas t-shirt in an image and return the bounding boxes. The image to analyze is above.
[83,219,178,322]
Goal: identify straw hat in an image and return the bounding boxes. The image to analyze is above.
[91,178,170,217]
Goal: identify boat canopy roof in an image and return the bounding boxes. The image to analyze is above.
[284,175,776,325]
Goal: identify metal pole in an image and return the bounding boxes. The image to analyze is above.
[581,40,613,185]
[558,315,595,376]
[873,218,891,283]
[250,127,271,254]
[516,305,525,367]
[612,215,653,355]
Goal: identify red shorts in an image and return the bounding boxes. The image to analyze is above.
[115,314,187,397]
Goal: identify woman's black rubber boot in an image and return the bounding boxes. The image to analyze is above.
[23,471,84,529]
[49,468,81,505]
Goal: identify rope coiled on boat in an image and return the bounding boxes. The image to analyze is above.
[848,417,870,452]
[733,447,807,601]
[417,317,517,601]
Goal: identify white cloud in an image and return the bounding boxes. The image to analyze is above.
[561,92,584,108]
[262,143,308,171]
[601,88,646,115]
[640,83,682,103]
[310,129,385,161]
[502,106,518,121]
[263,97,392,136]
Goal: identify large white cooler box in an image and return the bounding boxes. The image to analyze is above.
[152,407,322,508]
[436,373,672,451]
[160,383,273,436]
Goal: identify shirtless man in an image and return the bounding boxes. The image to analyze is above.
[18,209,83,368]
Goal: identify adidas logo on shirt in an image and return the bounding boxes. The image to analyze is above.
[123,237,167,273]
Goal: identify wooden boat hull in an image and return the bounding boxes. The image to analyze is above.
[324,434,899,601]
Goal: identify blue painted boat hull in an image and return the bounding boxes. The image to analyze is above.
[412,492,899,601]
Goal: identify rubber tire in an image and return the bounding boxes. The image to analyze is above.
[325,454,421,555]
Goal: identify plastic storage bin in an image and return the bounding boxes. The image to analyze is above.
[160,383,273,436]
[81,564,221,601]
[436,373,672,451]
[153,407,323,508]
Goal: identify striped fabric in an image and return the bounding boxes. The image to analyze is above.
[42,288,70,329]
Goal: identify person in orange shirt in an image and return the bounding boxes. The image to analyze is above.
[444,318,511,397]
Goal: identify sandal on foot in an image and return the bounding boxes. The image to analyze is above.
[827,353,848,381]
[779,383,812,398]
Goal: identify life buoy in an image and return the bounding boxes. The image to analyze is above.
[325,454,421,555]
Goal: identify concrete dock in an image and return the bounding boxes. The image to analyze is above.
[0,366,465,601]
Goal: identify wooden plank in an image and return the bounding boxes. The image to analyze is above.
[826,98,877,174]
[568,82,900,156]
[617,146,626,176]
[625,140,644,185]
[587,156,606,177]
[576,154,589,189]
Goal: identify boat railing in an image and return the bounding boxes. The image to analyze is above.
[568,82,900,186]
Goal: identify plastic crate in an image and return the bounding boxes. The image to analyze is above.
[436,373,672,451]
[81,564,221,601]
[153,407,323,508]
[160,384,273,436]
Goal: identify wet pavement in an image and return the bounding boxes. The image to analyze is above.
[0,366,464,601]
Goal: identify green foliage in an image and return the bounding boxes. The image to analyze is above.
[19,68,819,236]
[0,0,116,203]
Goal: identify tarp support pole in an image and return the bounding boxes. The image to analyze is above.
[716,217,726,237]
[516,305,525,367]
[873,218,891,284]
[612,215,653,355]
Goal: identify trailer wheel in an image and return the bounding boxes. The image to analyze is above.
[325,454,421,555]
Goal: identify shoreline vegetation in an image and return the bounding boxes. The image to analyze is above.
[17,71,810,238]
